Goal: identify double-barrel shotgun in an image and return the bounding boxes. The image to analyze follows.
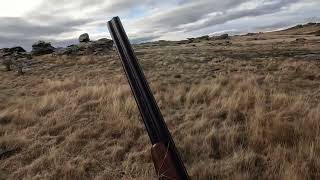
[107,17,190,180]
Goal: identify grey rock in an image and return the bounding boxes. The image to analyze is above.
[54,45,80,56]
[1,51,31,74]
[187,38,199,43]
[54,38,113,56]
[31,41,55,56]
[187,35,209,43]
[245,33,257,36]
[197,35,210,41]
[79,33,90,43]
[1,47,31,73]
[0,47,26,57]
[216,34,229,40]
[210,34,229,40]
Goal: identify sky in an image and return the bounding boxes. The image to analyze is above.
[0,0,319,50]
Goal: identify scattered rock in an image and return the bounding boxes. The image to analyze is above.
[91,38,114,52]
[291,24,304,29]
[0,47,31,74]
[1,57,13,71]
[246,33,257,36]
[216,34,229,40]
[54,38,113,56]
[306,22,317,26]
[220,34,230,39]
[79,33,90,43]
[197,35,210,41]
[54,46,77,56]
[210,34,230,40]
[187,38,196,43]
[187,35,210,43]
[0,47,26,57]
[31,41,55,56]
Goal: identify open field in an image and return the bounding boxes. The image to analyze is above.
[1,24,320,179]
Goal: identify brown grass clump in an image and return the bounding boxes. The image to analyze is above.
[1,73,319,179]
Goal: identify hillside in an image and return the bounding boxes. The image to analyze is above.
[270,22,320,35]
[1,24,320,179]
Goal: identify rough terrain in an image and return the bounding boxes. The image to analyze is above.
[1,23,320,179]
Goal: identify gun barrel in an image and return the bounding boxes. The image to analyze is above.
[107,16,189,180]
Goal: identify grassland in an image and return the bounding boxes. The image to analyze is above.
[1,25,320,179]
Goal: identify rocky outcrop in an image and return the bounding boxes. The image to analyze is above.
[0,47,31,74]
[54,38,113,56]
[79,33,90,43]
[31,41,55,56]
[90,38,113,51]
[187,34,229,43]
[0,47,26,56]
[188,35,210,43]
[214,34,229,40]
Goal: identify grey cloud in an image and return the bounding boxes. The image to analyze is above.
[136,0,249,29]
[179,0,301,32]
[0,0,319,50]
[0,16,92,49]
[0,35,34,50]
[0,17,78,37]
[132,0,300,34]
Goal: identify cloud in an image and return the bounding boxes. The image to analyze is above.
[0,17,85,37]
[0,0,319,50]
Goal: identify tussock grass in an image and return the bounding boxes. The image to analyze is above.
[0,74,319,179]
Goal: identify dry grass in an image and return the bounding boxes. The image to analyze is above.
[1,73,319,179]
[1,27,320,179]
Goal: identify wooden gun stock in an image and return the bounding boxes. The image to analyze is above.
[151,143,181,180]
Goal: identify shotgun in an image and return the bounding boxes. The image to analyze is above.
[107,17,190,180]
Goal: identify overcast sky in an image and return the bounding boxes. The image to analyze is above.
[0,0,319,50]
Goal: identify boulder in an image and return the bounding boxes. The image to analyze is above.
[216,34,229,40]
[0,47,26,57]
[8,47,26,54]
[54,45,81,56]
[79,33,90,43]
[0,51,31,74]
[187,35,210,43]
[197,35,210,41]
[90,38,113,51]
[210,34,230,40]
[1,47,29,72]
[31,41,55,56]
[246,33,257,36]
[2,57,12,71]
[187,38,196,43]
